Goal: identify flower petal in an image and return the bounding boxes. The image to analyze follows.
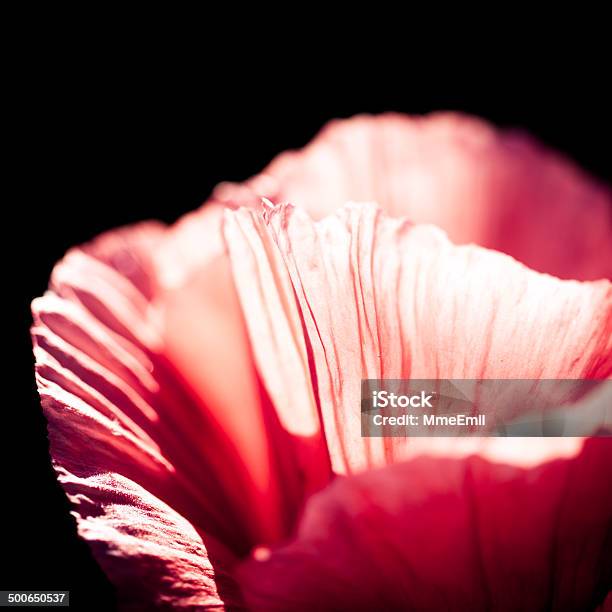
[225,203,611,474]
[223,203,332,499]
[58,469,242,610]
[235,113,612,281]
[34,221,255,545]
[32,208,327,606]
[33,314,243,608]
[157,204,332,536]
[238,437,612,611]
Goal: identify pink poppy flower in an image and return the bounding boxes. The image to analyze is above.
[31,113,611,610]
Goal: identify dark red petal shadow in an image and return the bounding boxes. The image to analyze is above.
[239,438,612,611]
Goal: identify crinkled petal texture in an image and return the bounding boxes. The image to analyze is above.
[225,203,611,475]
[58,469,237,611]
[218,113,612,281]
[226,202,612,610]
[32,219,245,610]
[31,210,330,609]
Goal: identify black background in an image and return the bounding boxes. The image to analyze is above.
[6,46,611,611]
